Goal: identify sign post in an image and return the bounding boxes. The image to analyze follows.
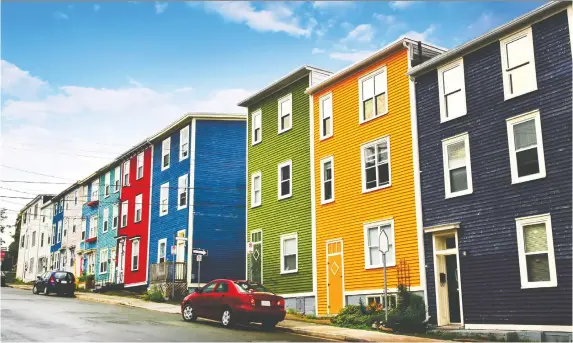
[191,248,206,287]
[247,242,253,281]
[379,230,390,322]
[196,254,202,287]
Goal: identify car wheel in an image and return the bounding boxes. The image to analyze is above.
[32,285,39,295]
[262,320,278,329]
[221,308,234,328]
[182,303,197,322]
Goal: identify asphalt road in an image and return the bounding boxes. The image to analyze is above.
[1,287,328,342]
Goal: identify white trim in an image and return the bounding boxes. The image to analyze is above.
[442,133,473,198]
[500,26,538,100]
[159,182,169,216]
[161,137,171,171]
[136,152,144,180]
[123,160,130,188]
[249,229,264,283]
[506,110,546,184]
[157,238,167,263]
[250,171,262,208]
[568,5,573,57]
[187,118,196,287]
[515,213,557,289]
[320,156,335,205]
[363,219,396,269]
[277,160,292,200]
[98,248,108,275]
[145,145,153,285]
[251,109,262,146]
[280,292,314,299]
[104,172,111,198]
[358,66,388,124]
[177,174,189,210]
[121,200,128,228]
[361,136,392,193]
[131,238,140,271]
[114,165,121,193]
[280,232,298,274]
[455,229,465,325]
[179,125,190,162]
[310,93,318,315]
[277,93,293,134]
[134,193,142,223]
[437,58,467,123]
[319,93,333,141]
[464,324,573,333]
[244,114,249,281]
[344,285,424,296]
[424,223,460,234]
[124,280,148,288]
[102,207,109,233]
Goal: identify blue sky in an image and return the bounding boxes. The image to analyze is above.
[0,1,542,243]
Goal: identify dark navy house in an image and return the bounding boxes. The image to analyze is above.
[409,2,572,333]
[148,113,247,291]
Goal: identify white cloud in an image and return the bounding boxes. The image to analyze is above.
[312,48,325,54]
[203,2,314,37]
[341,24,374,43]
[329,50,375,62]
[93,4,100,12]
[53,11,69,20]
[389,1,415,10]
[312,1,353,9]
[1,60,47,100]
[400,24,437,42]
[155,2,168,14]
[467,12,497,37]
[373,13,396,25]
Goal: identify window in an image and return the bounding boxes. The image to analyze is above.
[162,137,171,170]
[201,282,217,294]
[131,240,140,271]
[20,235,25,248]
[73,224,76,233]
[516,214,556,289]
[251,109,262,145]
[74,190,78,205]
[91,180,99,202]
[89,216,98,239]
[32,231,36,247]
[104,172,110,197]
[41,233,44,247]
[135,194,142,222]
[319,93,333,140]
[123,161,130,187]
[278,94,292,133]
[178,175,188,210]
[65,196,69,210]
[112,204,118,229]
[320,156,334,204]
[506,110,546,184]
[180,126,189,161]
[158,238,167,263]
[121,201,128,228]
[34,204,38,219]
[114,166,120,192]
[500,27,537,100]
[442,133,473,198]
[57,222,62,243]
[361,137,391,192]
[215,282,229,293]
[438,58,467,122]
[63,222,67,237]
[23,211,27,224]
[52,224,56,244]
[359,67,388,123]
[81,223,86,240]
[70,250,75,266]
[99,249,108,274]
[160,183,169,215]
[103,208,109,233]
[278,161,292,200]
[364,220,395,269]
[136,152,144,179]
[280,233,298,274]
[29,258,34,274]
[251,172,262,208]
[87,253,94,274]
[366,295,397,308]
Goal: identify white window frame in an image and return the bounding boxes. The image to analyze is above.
[437,58,467,122]
[57,222,61,243]
[277,93,292,134]
[114,166,120,192]
[280,233,298,274]
[442,133,473,198]
[358,66,388,124]
[515,214,557,289]
[121,200,128,228]
[157,238,167,263]
[134,194,142,223]
[160,182,169,216]
[161,137,171,171]
[361,136,392,193]
[99,248,108,275]
[506,110,546,184]
[131,239,140,271]
[363,219,396,269]
[277,160,292,200]
[74,190,78,205]
[178,174,188,210]
[89,215,98,239]
[102,208,109,233]
[136,152,144,180]
[251,109,262,146]
[251,172,262,208]
[320,156,334,204]
[112,204,119,229]
[500,27,537,100]
[179,125,190,161]
[91,180,99,202]
[104,172,111,197]
[87,253,94,274]
[319,93,333,140]
[123,161,130,187]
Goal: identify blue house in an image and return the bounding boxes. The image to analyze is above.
[409,2,572,335]
[148,113,246,291]
[50,198,64,269]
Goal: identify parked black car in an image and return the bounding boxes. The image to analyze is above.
[32,271,75,296]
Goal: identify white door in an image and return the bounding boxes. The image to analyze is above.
[176,241,185,263]
[109,248,116,283]
[117,240,125,283]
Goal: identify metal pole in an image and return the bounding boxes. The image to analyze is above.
[383,253,388,322]
[172,235,175,299]
[198,260,201,288]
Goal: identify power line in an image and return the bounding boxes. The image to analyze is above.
[0,180,245,191]
[1,165,77,181]
[0,180,71,185]
[1,146,117,160]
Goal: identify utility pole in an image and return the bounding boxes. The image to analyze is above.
[379,230,390,322]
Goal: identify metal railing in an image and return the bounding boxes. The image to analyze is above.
[150,262,186,283]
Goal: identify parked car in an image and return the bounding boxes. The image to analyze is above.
[0,272,6,287]
[181,280,286,328]
[32,271,75,296]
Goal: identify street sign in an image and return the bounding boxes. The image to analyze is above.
[175,236,187,242]
[196,255,202,262]
[378,230,390,254]
[247,242,254,254]
[192,248,207,256]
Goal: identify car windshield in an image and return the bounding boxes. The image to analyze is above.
[54,272,68,279]
[234,281,272,294]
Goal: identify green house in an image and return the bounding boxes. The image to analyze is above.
[238,66,331,314]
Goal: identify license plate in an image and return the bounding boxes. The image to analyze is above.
[60,280,67,284]
[261,300,270,307]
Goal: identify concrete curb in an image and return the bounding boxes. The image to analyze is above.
[275,326,370,342]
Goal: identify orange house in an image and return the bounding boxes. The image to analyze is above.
[306,38,445,315]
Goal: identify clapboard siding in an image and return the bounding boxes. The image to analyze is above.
[246,75,314,295]
[416,10,572,326]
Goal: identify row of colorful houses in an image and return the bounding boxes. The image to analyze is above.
[16,2,572,334]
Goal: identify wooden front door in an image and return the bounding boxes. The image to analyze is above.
[327,240,344,315]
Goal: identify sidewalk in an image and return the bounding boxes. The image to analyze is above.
[7,284,440,342]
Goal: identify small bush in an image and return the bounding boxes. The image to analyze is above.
[143,287,166,303]
[330,305,371,328]
[78,273,87,282]
[287,308,297,315]
[384,285,426,333]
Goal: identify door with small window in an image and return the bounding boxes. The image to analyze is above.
[250,231,262,283]
[326,240,344,315]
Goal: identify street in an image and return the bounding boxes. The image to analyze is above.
[1,287,328,342]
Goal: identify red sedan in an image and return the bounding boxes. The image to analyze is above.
[181,279,286,328]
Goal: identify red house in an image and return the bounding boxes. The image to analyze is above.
[116,143,152,288]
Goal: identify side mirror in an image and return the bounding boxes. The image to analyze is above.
[194,287,201,293]
[37,276,42,280]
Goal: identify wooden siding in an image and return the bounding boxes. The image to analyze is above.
[416,10,572,326]
[312,48,420,315]
[247,75,314,295]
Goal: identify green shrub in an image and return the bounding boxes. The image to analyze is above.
[330,305,371,328]
[384,285,426,333]
[287,308,297,315]
[78,273,87,282]
[143,287,166,303]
